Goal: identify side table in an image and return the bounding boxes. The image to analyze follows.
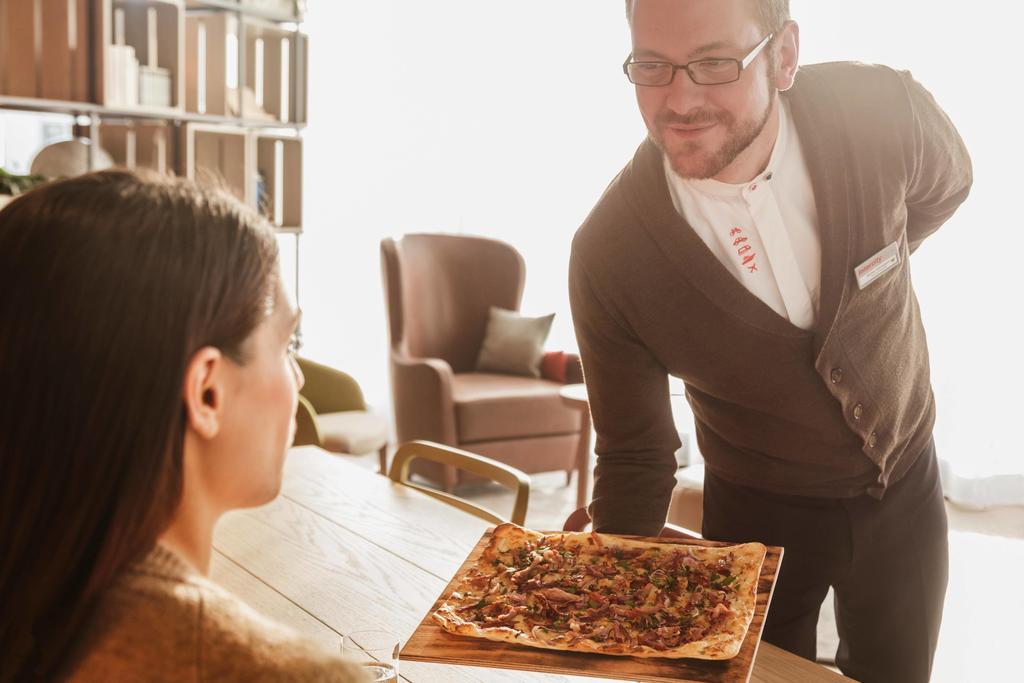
[558,383,592,510]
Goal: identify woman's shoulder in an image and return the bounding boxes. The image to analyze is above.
[68,546,368,682]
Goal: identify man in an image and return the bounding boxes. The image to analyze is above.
[568,1,971,681]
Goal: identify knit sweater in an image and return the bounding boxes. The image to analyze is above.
[67,545,369,682]
[569,62,972,536]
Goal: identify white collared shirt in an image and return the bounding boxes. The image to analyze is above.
[664,99,821,330]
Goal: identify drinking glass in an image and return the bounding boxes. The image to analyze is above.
[342,629,400,682]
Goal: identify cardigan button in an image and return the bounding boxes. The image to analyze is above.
[853,403,864,421]
[830,368,844,384]
[868,432,878,448]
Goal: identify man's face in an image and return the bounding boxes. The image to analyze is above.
[629,0,777,181]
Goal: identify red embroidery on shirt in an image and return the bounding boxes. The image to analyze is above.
[727,227,759,275]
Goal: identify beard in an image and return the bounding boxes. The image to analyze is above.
[652,92,775,181]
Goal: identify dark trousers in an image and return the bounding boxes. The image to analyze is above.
[701,441,948,683]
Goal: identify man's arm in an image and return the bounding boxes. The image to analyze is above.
[900,71,973,253]
[568,246,680,536]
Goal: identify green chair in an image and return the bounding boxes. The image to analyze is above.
[388,440,530,526]
[293,357,390,472]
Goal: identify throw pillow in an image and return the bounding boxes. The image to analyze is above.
[540,351,567,383]
[475,307,555,378]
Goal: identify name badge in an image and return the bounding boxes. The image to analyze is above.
[854,240,901,290]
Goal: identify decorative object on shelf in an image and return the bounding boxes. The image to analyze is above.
[105,6,141,107]
[139,66,173,108]
[255,170,269,217]
[242,0,298,18]
[30,139,114,179]
[0,168,47,197]
[238,85,276,121]
[105,44,141,107]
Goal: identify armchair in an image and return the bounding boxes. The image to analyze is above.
[380,233,589,492]
[293,356,389,472]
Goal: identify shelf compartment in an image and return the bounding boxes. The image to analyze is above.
[0,0,91,101]
[182,122,249,203]
[241,17,306,124]
[99,120,173,174]
[95,0,185,110]
[184,10,240,116]
[255,132,300,230]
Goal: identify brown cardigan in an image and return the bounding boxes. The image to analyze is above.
[67,545,368,682]
[569,62,972,535]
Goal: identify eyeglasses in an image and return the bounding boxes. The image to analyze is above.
[623,33,774,87]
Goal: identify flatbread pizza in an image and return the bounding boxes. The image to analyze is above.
[433,524,766,660]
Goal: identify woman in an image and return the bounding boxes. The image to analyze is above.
[0,171,367,682]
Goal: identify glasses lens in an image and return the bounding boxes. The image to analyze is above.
[690,59,740,85]
[627,62,673,86]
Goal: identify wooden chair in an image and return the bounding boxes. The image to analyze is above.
[388,440,530,526]
[562,506,702,539]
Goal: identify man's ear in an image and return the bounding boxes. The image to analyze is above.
[183,347,226,440]
[773,20,800,92]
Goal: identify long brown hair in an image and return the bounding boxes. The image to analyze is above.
[0,170,279,681]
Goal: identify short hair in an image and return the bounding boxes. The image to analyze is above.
[625,0,791,35]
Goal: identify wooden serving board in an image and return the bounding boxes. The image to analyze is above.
[402,528,783,683]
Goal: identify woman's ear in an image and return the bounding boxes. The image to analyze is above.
[183,347,226,440]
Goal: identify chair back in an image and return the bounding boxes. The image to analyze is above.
[389,440,530,526]
[562,506,701,539]
[381,234,526,372]
[293,395,321,447]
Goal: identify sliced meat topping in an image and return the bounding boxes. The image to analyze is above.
[536,587,583,603]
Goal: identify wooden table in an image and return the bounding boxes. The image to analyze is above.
[212,446,852,682]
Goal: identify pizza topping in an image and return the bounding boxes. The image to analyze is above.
[437,526,764,660]
[711,603,736,620]
[506,591,527,605]
[530,625,562,644]
[536,587,583,604]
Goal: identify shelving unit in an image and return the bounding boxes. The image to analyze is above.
[1,0,307,311]
[0,0,92,102]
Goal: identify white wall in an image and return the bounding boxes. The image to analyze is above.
[300,1,1023,489]
[300,1,640,398]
